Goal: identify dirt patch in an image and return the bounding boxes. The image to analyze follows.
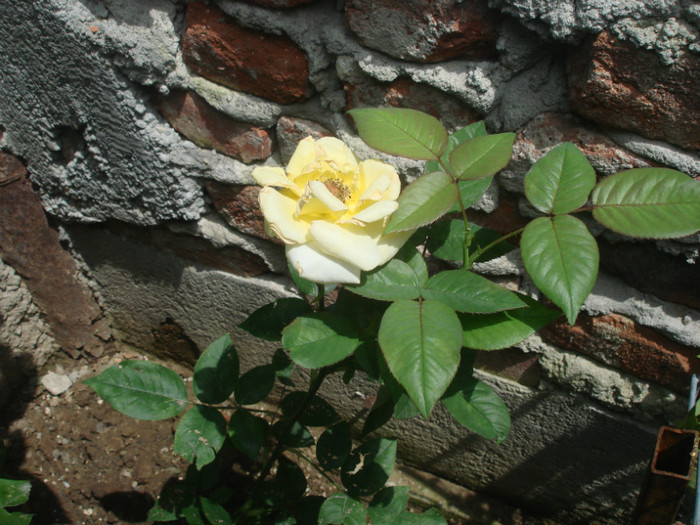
[0,346,552,524]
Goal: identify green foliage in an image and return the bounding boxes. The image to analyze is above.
[87,106,699,525]
[0,475,32,525]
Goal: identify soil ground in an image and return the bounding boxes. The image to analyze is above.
[0,345,553,525]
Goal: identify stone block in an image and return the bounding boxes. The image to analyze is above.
[204,182,276,243]
[568,32,700,150]
[275,116,333,164]
[345,0,500,63]
[156,90,272,164]
[240,0,316,6]
[182,1,310,105]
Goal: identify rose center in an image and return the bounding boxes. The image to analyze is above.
[322,178,352,203]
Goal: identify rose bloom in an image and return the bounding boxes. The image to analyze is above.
[252,136,412,284]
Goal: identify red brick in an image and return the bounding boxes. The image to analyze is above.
[0,153,108,358]
[204,182,278,243]
[541,312,700,393]
[182,1,310,105]
[568,32,700,150]
[276,116,333,163]
[157,90,272,164]
[345,76,479,131]
[345,0,499,63]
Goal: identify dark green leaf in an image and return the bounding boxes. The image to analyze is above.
[346,259,423,301]
[228,409,269,460]
[288,261,318,296]
[193,334,239,404]
[449,133,515,181]
[520,215,599,325]
[84,360,187,420]
[362,385,396,435]
[272,420,314,448]
[0,509,33,525]
[182,503,206,525]
[341,439,397,498]
[317,422,353,471]
[460,297,561,350]
[422,269,527,313]
[385,172,458,234]
[280,391,340,427]
[369,486,410,523]
[591,167,700,238]
[318,493,366,525]
[348,107,448,160]
[260,457,307,506]
[378,300,462,418]
[333,289,389,338]
[441,378,511,443]
[283,313,361,369]
[271,349,295,386]
[174,406,227,469]
[148,479,195,521]
[200,497,232,525]
[239,298,313,342]
[426,221,514,264]
[234,365,275,405]
[395,508,448,524]
[0,479,30,508]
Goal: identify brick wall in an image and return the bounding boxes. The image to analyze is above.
[1,0,699,522]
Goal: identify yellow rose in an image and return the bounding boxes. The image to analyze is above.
[252,136,412,284]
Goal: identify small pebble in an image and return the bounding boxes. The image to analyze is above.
[41,371,73,395]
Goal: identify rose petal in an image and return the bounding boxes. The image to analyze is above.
[297,180,348,217]
[286,243,361,284]
[309,221,413,271]
[259,187,309,244]
[316,137,358,174]
[360,160,401,200]
[358,173,391,202]
[286,137,317,179]
[252,166,301,195]
[345,200,398,224]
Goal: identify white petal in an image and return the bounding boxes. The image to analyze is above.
[286,243,361,284]
[286,137,317,179]
[297,180,348,217]
[346,200,398,224]
[259,187,308,244]
[358,174,391,202]
[316,137,358,174]
[360,160,401,200]
[252,166,299,195]
[309,221,413,272]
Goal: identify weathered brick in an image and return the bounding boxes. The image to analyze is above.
[541,312,700,392]
[276,116,333,164]
[0,153,108,358]
[568,32,700,150]
[474,348,542,388]
[345,0,500,63]
[205,182,276,243]
[345,76,479,131]
[182,1,310,104]
[156,90,272,164]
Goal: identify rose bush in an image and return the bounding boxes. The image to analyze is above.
[252,136,413,284]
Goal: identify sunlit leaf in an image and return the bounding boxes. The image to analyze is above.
[174,406,227,469]
[378,300,462,418]
[368,486,410,524]
[524,142,596,214]
[442,378,510,443]
[348,107,448,160]
[425,121,488,175]
[282,313,361,368]
[84,361,187,420]
[193,334,239,404]
[0,479,30,508]
[346,259,423,301]
[591,168,700,238]
[449,133,515,181]
[520,215,598,325]
[385,171,458,234]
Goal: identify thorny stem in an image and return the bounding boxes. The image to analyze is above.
[316,283,326,312]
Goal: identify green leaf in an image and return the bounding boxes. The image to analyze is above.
[448,177,494,212]
[174,406,227,469]
[193,334,239,404]
[84,361,187,420]
[260,457,307,506]
[591,168,700,238]
[441,378,511,443]
[200,497,232,525]
[182,504,206,525]
[460,297,561,350]
[0,508,33,525]
[520,215,599,325]
[333,289,390,338]
[272,348,295,386]
[348,107,448,160]
[385,171,458,234]
[228,409,269,460]
[395,508,448,524]
[341,438,397,498]
[283,313,361,368]
[318,493,366,525]
[523,142,596,214]
[239,298,313,342]
[272,420,314,448]
[378,300,462,418]
[288,261,318,296]
[346,259,423,301]
[369,486,410,523]
[148,479,195,521]
[425,121,487,174]
[426,221,515,264]
[0,479,30,508]
[234,365,275,405]
[449,133,515,181]
[422,269,527,313]
[317,422,353,471]
[280,391,340,427]
[362,385,396,436]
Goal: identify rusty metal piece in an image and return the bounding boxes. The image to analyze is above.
[633,426,700,525]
